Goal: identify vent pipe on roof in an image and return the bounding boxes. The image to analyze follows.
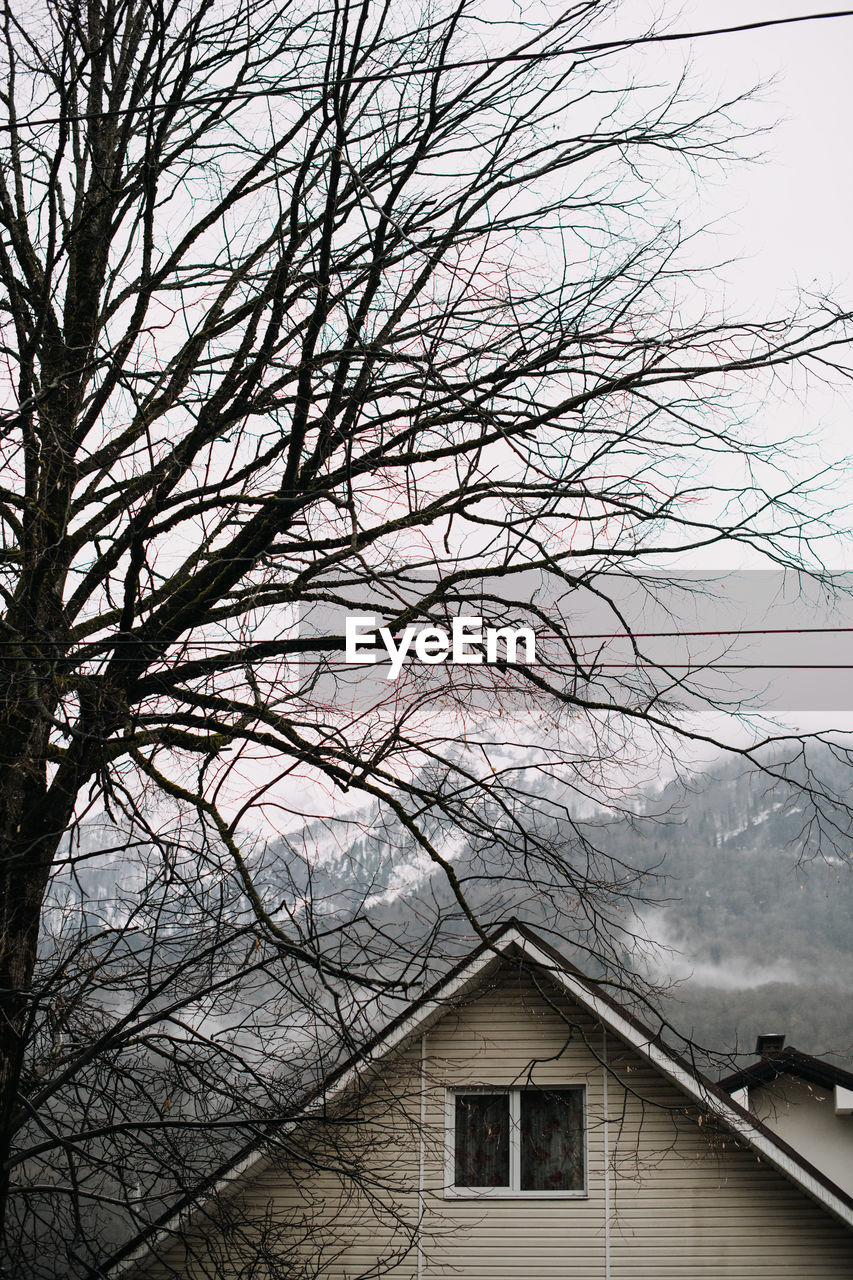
[755,1033,785,1056]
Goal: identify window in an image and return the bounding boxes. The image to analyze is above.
[446,1087,586,1197]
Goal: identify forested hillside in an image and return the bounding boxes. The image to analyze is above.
[341,744,853,1065]
[43,745,853,1072]
[610,752,853,1066]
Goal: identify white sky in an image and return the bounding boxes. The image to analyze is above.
[640,3,853,729]
[652,2,853,541]
[675,1,853,298]
[273,5,853,806]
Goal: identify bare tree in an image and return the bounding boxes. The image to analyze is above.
[1,0,852,1272]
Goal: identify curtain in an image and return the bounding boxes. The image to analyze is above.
[519,1089,584,1191]
[454,1093,510,1187]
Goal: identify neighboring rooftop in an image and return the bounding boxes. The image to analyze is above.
[720,1045,853,1097]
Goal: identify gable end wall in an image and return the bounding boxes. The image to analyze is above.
[130,962,853,1279]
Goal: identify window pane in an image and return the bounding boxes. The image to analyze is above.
[520,1089,584,1191]
[454,1093,510,1187]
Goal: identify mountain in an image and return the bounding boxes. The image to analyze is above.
[617,751,853,1065]
[40,742,853,1066]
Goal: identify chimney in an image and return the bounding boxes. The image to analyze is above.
[755,1033,785,1056]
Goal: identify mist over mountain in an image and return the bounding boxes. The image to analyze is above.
[620,752,853,1066]
[46,743,853,1068]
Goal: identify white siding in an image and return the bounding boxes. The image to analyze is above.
[748,1076,853,1197]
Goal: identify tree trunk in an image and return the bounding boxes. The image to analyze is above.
[0,705,82,1237]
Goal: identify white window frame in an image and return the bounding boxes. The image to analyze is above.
[444,1085,588,1199]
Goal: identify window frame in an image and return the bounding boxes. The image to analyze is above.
[444,1084,588,1199]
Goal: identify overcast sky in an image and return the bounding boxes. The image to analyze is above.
[659,1,853,508]
[622,3,853,298]
[689,2,852,290]
[647,3,853,728]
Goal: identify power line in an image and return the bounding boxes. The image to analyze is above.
[0,624,853,648]
[565,8,853,58]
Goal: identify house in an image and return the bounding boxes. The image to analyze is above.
[107,920,853,1279]
[719,1038,853,1198]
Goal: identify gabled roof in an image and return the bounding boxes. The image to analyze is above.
[719,1045,853,1096]
[105,919,853,1278]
